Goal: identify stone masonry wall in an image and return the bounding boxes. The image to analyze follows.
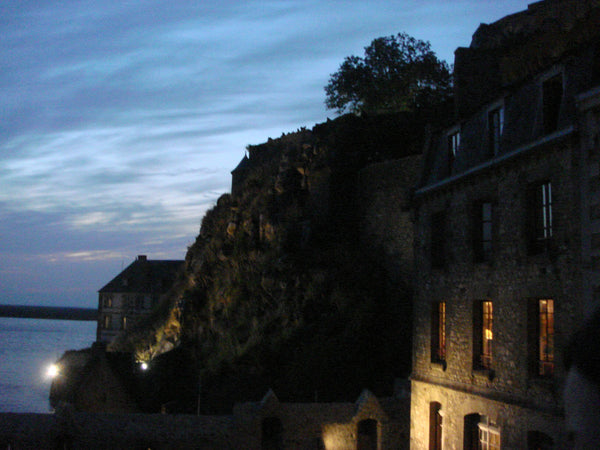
[0,392,410,449]
[410,135,583,449]
[358,154,423,285]
[410,379,561,450]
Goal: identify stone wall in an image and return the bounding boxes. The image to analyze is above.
[358,154,422,286]
[0,390,410,450]
[410,379,560,450]
[410,135,582,449]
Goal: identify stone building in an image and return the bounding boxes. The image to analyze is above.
[96,255,183,343]
[410,1,600,448]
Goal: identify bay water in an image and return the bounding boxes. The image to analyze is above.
[0,317,96,413]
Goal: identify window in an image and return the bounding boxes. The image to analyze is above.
[135,295,144,309]
[488,107,504,156]
[121,316,127,330]
[529,299,554,377]
[464,414,480,450]
[448,131,460,173]
[429,402,443,450]
[102,294,113,308]
[538,299,554,376]
[431,211,447,269]
[103,315,111,330]
[474,301,493,370]
[542,74,563,134]
[528,181,553,254]
[479,421,501,450]
[431,302,446,363]
[474,201,493,262]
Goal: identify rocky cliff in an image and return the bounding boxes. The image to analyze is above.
[108,112,425,413]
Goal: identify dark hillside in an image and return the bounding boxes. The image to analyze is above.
[110,112,424,413]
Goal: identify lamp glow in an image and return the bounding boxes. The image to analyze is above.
[46,364,59,378]
[140,362,148,371]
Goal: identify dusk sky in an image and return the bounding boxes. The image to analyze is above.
[1,1,531,308]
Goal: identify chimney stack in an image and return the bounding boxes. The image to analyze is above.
[137,255,147,261]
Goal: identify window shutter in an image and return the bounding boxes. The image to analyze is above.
[527,299,539,376]
[473,301,483,368]
[472,202,482,262]
[526,184,538,254]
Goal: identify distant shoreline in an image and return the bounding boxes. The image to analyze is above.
[0,304,97,321]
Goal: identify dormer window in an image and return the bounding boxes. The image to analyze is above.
[488,106,504,157]
[447,130,460,174]
[542,73,563,134]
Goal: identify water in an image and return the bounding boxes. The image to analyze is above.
[0,317,96,413]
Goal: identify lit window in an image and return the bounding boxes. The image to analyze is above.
[538,299,554,376]
[482,302,493,369]
[488,106,504,156]
[103,315,111,330]
[103,294,113,308]
[474,301,493,370]
[431,302,446,363]
[479,421,501,450]
[121,316,127,330]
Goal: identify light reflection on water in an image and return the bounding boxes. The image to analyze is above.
[0,317,95,413]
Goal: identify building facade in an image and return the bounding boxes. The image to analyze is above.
[96,255,184,343]
[410,1,600,448]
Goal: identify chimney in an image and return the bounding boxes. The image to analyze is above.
[137,255,147,261]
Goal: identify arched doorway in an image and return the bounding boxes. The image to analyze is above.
[261,417,283,450]
[429,402,442,450]
[357,419,378,450]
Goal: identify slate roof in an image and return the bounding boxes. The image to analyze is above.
[231,154,251,174]
[98,256,183,294]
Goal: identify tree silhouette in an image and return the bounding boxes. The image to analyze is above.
[325,32,452,115]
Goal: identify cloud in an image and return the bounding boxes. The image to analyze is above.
[0,0,532,307]
[62,250,125,262]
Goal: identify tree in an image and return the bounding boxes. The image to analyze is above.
[324,33,452,115]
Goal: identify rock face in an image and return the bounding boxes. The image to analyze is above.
[108,112,426,413]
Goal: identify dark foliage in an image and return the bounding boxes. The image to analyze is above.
[325,32,452,115]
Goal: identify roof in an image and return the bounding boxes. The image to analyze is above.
[469,0,600,51]
[99,256,183,294]
[231,154,251,174]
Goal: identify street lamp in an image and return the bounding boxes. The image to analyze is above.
[46,364,59,379]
